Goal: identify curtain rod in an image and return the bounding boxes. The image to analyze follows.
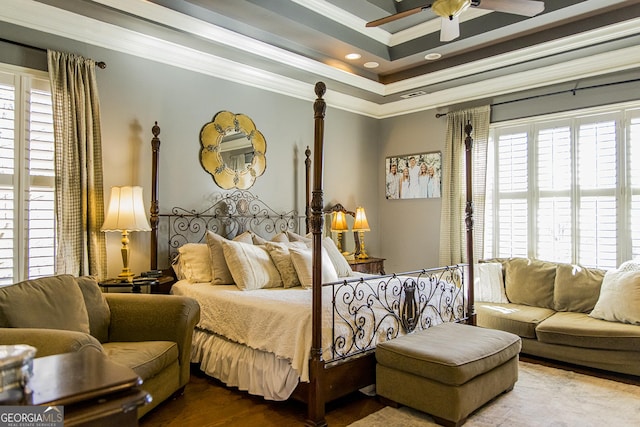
[435,77,640,118]
[1,38,106,69]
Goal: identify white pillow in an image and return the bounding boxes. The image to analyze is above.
[617,260,640,272]
[177,243,212,283]
[288,245,339,288]
[205,230,253,285]
[320,237,353,278]
[264,241,307,288]
[474,263,509,303]
[590,270,640,325]
[221,239,283,290]
[287,230,311,243]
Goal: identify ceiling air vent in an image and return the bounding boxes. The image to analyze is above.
[400,90,427,99]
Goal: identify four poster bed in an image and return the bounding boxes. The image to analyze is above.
[148,82,476,426]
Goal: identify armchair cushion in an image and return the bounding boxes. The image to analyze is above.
[0,275,89,333]
[76,276,111,343]
[103,341,178,381]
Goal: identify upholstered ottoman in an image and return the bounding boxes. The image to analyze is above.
[376,322,522,427]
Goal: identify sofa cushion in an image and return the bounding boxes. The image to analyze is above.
[0,275,90,333]
[476,302,556,339]
[76,276,111,343]
[590,270,640,325]
[553,263,605,313]
[504,258,557,309]
[103,341,179,381]
[536,312,640,352]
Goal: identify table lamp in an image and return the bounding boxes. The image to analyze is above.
[101,186,151,281]
[353,206,370,259]
[331,210,349,255]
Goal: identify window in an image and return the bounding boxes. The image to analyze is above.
[0,65,55,285]
[484,103,640,270]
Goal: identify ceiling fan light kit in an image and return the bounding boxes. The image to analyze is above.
[432,0,471,19]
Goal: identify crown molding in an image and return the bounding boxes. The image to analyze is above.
[2,0,639,119]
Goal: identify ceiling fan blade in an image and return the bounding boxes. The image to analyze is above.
[440,16,460,42]
[366,5,430,28]
[474,0,544,17]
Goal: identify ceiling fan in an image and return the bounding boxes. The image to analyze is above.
[366,0,545,42]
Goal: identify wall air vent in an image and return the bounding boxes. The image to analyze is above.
[400,90,427,99]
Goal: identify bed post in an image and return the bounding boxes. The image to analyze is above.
[150,121,161,271]
[305,146,311,234]
[306,82,327,427]
[464,122,476,326]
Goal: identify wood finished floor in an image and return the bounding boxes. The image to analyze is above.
[140,368,384,427]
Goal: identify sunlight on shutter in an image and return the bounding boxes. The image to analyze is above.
[0,80,15,283]
[629,115,640,259]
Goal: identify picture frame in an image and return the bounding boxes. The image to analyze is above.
[385,151,442,199]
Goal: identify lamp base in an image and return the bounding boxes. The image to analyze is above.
[117,270,135,283]
[357,251,369,260]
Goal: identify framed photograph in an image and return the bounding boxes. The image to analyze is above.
[385,151,442,199]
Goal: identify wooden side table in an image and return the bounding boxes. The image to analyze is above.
[99,278,158,294]
[30,351,150,426]
[348,257,385,275]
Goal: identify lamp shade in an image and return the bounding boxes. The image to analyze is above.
[101,186,151,232]
[353,207,370,232]
[432,0,471,18]
[331,211,349,232]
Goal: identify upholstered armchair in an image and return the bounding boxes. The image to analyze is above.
[0,275,200,418]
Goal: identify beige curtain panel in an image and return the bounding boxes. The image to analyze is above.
[439,105,490,266]
[48,50,107,278]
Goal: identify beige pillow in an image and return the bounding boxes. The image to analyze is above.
[288,245,339,288]
[474,263,509,303]
[590,270,640,325]
[0,275,90,333]
[320,237,352,278]
[504,258,557,309]
[264,241,307,288]
[205,230,253,285]
[287,230,311,243]
[271,232,289,243]
[76,276,111,343]
[553,263,605,313]
[221,239,283,290]
[177,243,212,283]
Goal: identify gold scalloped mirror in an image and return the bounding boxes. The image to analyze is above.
[199,111,267,189]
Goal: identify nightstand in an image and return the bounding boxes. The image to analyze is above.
[99,278,158,294]
[348,257,385,275]
[150,275,176,294]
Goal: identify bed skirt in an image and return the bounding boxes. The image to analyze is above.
[191,328,301,400]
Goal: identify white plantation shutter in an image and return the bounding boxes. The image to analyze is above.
[0,67,55,284]
[485,103,640,270]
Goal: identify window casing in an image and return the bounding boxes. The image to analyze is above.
[484,102,640,270]
[0,64,55,285]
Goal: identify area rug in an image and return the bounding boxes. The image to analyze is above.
[348,362,640,426]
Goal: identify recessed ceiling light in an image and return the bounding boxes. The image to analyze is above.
[364,62,379,69]
[345,53,361,60]
[425,53,442,60]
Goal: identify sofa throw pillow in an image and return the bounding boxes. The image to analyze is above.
[0,274,90,334]
[288,245,339,288]
[553,263,605,313]
[222,239,283,290]
[205,230,253,285]
[76,276,111,343]
[590,270,640,325]
[474,263,509,303]
[504,258,557,309]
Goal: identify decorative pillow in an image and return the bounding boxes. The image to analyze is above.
[590,270,640,325]
[171,253,185,280]
[178,243,212,283]
[271,232,289,243]
[205,230,253,285]
[320,237,353,278]
[264,241,307,288]
[0,275,90,333]
[287,230,312,243]
[553,263,605,313]
[251,232,268,245]
[221,239,283,290]
[288,245,339,288]
[618,260,640,272]
[76,276,111,343]
[474,263,509,303]
[504,258,557,309]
